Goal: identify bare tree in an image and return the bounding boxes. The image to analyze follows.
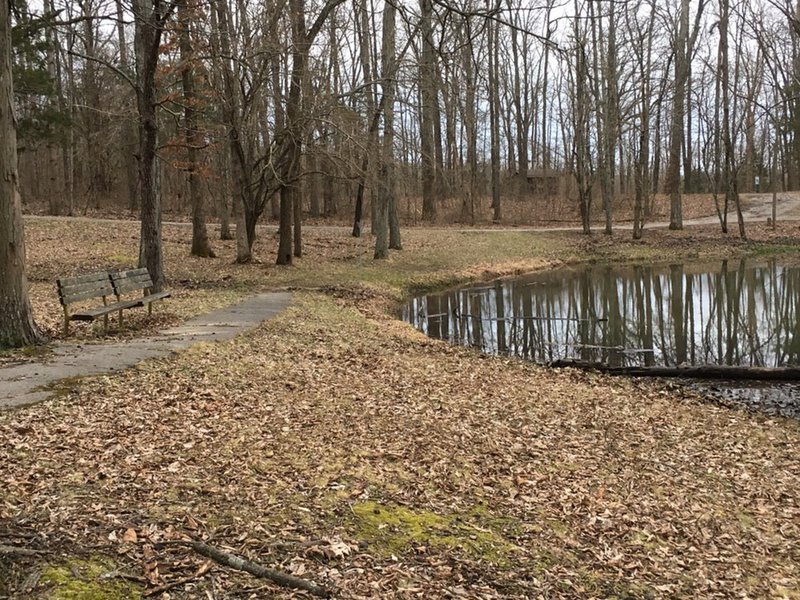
[629,0,656,240]
[179,0,215,257]
[133,0,178,290]
[420,0,437,221]
[666,0,706,230]
[488,0,501,222]
[374,0,396,259]
[570,1,593,234]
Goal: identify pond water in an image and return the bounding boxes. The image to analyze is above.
[403,258,800,418]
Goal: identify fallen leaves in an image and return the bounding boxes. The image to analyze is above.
[2,219,800,597]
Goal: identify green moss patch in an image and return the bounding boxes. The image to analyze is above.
[41,558,140,599]
[351,500,517,563]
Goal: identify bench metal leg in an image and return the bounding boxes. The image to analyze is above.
[63,307,70,336]
[119,309,124,329]
[102,295,109,333]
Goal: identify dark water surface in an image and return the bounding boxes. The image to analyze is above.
[403,258,800,417]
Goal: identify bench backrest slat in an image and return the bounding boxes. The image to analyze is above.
[57,272,113,306]
[110,268,154,296]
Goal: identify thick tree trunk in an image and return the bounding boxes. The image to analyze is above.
[0,1,43,347]
[134,0,166,291]
[179,1,214,258]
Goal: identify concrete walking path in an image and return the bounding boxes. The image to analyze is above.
[0,292,292,411]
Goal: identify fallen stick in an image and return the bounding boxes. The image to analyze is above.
[0,544,47,557]
[170,540,330,598]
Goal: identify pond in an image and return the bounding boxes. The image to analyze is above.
[403,257,800,418]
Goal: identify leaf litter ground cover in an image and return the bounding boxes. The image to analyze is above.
[1,218,800,598]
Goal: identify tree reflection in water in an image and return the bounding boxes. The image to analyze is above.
[405,258,800,368]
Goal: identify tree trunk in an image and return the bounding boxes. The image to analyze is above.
[572,4,592,235]
[278,0,315,264]
[488,3,501,222]
[133,0,167,291]
[461,22,477,225]
[719,0,745,240]
[115,0,139,214]
[217,144,233,239]
[419,0,437,221]
[374,0,396,259]
[589,0,613,234]
[179,0,214,258]
[0,0,43,347]
[632,1,655,240]
[213,0,253,262]
[508,12,528,190]
[667,0,689,230]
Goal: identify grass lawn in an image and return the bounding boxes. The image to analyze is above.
[1,218,799,598]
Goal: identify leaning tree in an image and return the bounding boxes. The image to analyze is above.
[0,0,43,348]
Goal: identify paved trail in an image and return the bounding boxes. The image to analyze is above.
[26,192,800,233]
[0,293,291,411]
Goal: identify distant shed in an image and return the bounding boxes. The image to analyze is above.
[526,168,561,196]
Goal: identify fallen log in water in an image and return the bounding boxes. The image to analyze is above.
[548,359,800,381]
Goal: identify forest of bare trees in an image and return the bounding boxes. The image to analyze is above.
[8,0,800,269]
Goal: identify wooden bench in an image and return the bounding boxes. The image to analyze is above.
[109,268,171,327]
[56,268,170,335]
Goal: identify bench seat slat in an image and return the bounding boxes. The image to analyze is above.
[136,291,171,305]
[71,298,142,320]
